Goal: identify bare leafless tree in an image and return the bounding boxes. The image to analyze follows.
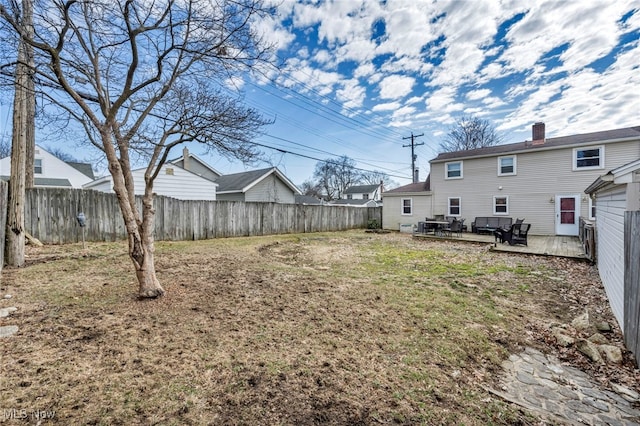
[439,115,503,152]
[0,0,274,297]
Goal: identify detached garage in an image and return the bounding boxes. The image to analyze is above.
[585,158,640,364]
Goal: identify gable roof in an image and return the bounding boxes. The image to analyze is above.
[344,184,380,194]
[215,167,301,195]
[66,161,95,179]
[585,158,640,194]
[383,174,431,194]
[169,151,222,178]
[431,125,640,163]
[0,176,73,187]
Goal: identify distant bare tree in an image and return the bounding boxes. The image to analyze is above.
[44,145,77,163]
[0,139,10,158]
[300,179,322,199]
[439,115,503,152]
[360,170,397,190]
[313,156,360,201]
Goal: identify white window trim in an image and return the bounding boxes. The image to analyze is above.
[588,197,596,220]
[493,195,509,215]
[445,161,463,180]
[447,197,461,216]
[401,198,412,216]
[34,158,43,175]
[573,145,604,171]
[497,155,516,176]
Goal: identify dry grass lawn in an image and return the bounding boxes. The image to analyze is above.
[0,230,637,425]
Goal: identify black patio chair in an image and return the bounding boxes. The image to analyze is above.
[502,223,531,246]
[443,218,464,237]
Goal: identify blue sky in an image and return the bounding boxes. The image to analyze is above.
[1,0,639,188]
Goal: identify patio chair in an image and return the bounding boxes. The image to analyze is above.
[443,218,464,237]
[502,223,531,246]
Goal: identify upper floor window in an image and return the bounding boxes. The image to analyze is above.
[402,198,412,215]
[34,158,43,174]
[494,196,509,215]
[498,156,516,176]
[363,194,369,200]
[445,161,463,179]
[448,197,461,216]
[573,146,604,170]
[347,194,352,199]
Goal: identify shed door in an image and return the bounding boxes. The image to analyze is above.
[555,195,580,236]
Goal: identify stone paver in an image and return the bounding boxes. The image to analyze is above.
[489,347,640,425]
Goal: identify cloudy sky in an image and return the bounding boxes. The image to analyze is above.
[206,0,638,187]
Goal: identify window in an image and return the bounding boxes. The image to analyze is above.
[34,158,43,174]
[493,196,509,215]
[498,156,516,176]
[445,161,463,179]
[588,197,596,220]
[574,146,604,170]
[347,194,352,199]
[363,194,369,200]
[448,197,461,216]
[402,198,412,215]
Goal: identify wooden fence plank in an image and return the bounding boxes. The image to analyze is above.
[23,188,380,244]
[624,211,640,365]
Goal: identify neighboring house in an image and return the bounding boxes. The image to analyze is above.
[84,163,218,200]
[428,123,640,235]
[343,183,383,202]
[382,176,432,231]
[169,147,222,182]
[584,158,640,333]
[295,194,325,205]
[0,145,94,188]
[329,198,379,208]
[214,167,301,203]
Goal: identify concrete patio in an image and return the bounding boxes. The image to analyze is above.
[413,231,588,260]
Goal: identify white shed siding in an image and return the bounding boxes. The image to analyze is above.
[85,165,217,200]
[382,194,433,230]
[594,186,627,326]
[430,140,640,235]
[245,174,295,203]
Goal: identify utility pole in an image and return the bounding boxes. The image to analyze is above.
[402,132,424,183]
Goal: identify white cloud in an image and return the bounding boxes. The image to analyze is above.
[372,102,401,112]
[378,75,415,100]
[466,89,492,101]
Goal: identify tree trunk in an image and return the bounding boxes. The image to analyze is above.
[24,0,35,189]
[5,9,31,267]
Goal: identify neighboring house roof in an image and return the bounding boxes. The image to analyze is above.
[330,199,379,207]
[344,184,380,194]
[383,174,431,194]
[431,125,640,163]
[295,194,324,205]
[215,167,301,195]
[585,158,640,194]
[0,176,72,187]
[66,161,95,179]
[168,149,222,181]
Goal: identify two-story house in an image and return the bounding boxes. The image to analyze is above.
[427,123,640,236]
[383,124,640,235]
[331,183,383,207]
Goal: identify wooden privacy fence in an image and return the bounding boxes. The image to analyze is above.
[624,210,640,365]
[24,188,382,244]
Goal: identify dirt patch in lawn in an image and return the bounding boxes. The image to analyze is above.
[0,231,637,425]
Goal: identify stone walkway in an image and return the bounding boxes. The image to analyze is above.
[487,347,640,425]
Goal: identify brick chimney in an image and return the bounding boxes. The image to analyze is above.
[182,147,190,171]
[532,122,545,145]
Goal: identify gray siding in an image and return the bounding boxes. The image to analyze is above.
[595,186,627,327]
[382,193,433,230]
[430,140,640,235]
[216,193,245,202]
[245,174,296,204]
[174,158,220,181]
